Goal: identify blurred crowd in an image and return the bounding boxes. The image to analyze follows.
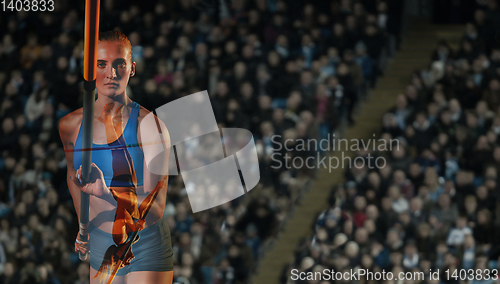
[285,2,500,284]
[0,0,406,283]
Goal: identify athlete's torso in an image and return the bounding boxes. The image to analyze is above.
[67,100,166,232]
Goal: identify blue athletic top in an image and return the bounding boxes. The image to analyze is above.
[73,101,144,187]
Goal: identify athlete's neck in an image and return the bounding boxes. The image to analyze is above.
[95,93,133,117]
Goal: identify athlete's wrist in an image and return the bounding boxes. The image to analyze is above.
[101,180,111,196]
[94,177,110,197]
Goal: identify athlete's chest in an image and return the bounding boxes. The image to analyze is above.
[91,114,133,145]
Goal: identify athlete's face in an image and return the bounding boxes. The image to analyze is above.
[96,40,135,98]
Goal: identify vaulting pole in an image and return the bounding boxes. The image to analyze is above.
[80,0,100,261]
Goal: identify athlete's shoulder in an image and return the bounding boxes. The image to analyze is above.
[137,104,152,121]
[136,104,165,129]
[59,108,83,141]
[135,104,170,143]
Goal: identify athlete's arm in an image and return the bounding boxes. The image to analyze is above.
[59,111,91,255]
[137,107,171,218]
[59,111,85,222]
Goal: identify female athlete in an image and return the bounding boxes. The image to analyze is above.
[59,31,173,284]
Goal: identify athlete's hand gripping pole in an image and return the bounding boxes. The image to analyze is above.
[80,0,100,261]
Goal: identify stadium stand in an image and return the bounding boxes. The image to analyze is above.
[2,0,490,283]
